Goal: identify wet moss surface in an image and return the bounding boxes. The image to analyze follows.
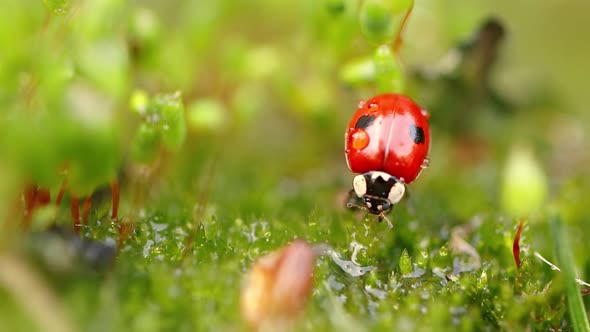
[1,0,590,331]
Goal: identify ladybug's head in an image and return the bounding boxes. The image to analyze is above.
[352,171,405,215]
[362,195,392,215]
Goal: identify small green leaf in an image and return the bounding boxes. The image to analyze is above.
[477,270,488,291]
[399,249,412,275]
[373,45,403,93]
[415,248,429,269]
[153,93,186,150]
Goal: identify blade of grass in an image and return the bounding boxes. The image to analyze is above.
[534,252,590,290]
[549,210,590,332]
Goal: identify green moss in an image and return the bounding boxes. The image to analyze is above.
[1,0,588,331]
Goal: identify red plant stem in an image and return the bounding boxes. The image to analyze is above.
[23,184,38,224]
[36,188,51,205]
[118,220,133,245]
[513,219,525,269]
[110,181,119,219]
[82,195,92,225]
[393,0,415,59]
[55,179,68,206]
[71,197,80,234]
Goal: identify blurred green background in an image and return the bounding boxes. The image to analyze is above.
[0,0,589,331]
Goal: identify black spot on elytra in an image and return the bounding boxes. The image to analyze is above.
[409,125,425,144]
[355,115,376,129]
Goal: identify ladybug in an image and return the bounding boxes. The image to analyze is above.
[345,93,430,227]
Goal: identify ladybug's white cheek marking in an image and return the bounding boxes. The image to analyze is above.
[353,175,367,197]
[370,171,391,182]
[388,182,405,204]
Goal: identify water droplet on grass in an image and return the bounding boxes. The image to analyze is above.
[143,239,154,258]
[365,285,387,300]
[402,264,426,278]
[328,247,375,277]
[349,241,367,265]
[327,275,345,291]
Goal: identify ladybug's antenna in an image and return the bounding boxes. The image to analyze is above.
[379,212,394,229]
[346,202,366,210]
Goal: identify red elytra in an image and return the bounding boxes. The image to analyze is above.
[345,93,430,184]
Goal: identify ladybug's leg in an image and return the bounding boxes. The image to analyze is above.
[82,195,92,226]
[71,197,80,234]
[110,180,119,219]
[378,213,394,229]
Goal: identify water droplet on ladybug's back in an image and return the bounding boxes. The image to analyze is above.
[420,109,430,119]
[350,128,370,150]
[357,100,366,108]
